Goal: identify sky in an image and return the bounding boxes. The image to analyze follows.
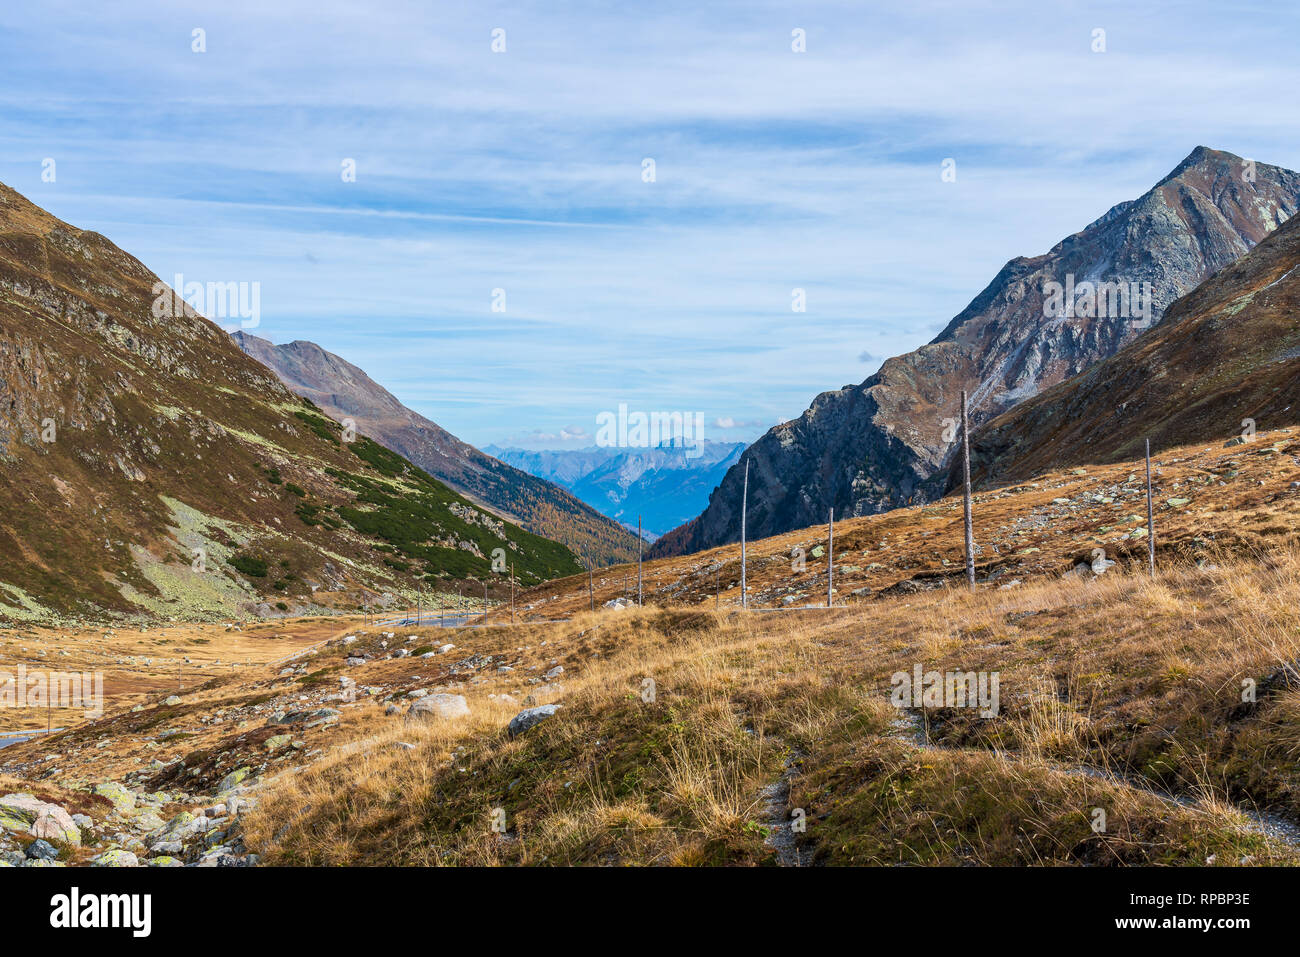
[2,0,1299,449]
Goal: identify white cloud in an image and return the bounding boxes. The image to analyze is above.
[2,1,1298,448]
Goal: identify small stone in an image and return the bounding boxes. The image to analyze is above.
[25,839,58,861]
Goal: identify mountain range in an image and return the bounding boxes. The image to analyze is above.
[231,332,640,567]
[0,181,580,622]
[485,441,746,539]
[651,147,1300,558]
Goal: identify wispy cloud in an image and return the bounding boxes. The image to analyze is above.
[2,1,1298,447]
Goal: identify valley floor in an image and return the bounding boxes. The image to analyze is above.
[1,431,1298,866]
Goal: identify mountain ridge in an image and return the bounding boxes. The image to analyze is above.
[231,332,641,567]
[651,146,1300,559]
[964,198,1300,484]
[486,440,746,538]
[0,181,580,622]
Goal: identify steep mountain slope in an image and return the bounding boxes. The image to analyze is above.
[966,206,1300,485]
[487,441,745,538]
[0,182,580,622]
[652,147,1300,558]
[231,333,639,567]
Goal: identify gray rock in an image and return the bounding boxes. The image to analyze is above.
[89,848,139,867]
[25,839,58,860]
[406,694,470,722]
[508,705,562,737]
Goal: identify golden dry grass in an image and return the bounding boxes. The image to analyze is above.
[241,546,1300,866]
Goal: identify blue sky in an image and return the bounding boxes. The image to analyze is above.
[3,0,1299,449]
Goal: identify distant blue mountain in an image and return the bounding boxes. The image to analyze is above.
[483,441,746,539]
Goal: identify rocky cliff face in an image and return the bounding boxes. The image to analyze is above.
[231,333,641,567]
[965,201,1300,485]
[651,147,1300,558]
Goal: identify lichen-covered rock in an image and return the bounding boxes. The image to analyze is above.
[89,849,139,867]
[217,767,252,794]
[0,794,81,846]
[93,781,136,814]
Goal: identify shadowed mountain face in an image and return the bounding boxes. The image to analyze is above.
[485,441,745,539]
[965,205,1300,485]
[0,182,581,621]
[231,332,641,567]
[651,147,1300,559]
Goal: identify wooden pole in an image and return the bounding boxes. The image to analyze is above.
[827,506,834,608]
[741,459,749,609]
[510,563,515,623]
[637,515,643,607]
[1146,438,1156,578]
[483,580,488,624]
[588,566,594,612]
[962,389,975,591]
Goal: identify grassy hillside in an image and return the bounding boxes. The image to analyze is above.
[239,551,1300,866]
[0,181,580,624]
[232,332,641,567]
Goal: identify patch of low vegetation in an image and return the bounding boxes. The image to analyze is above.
[229,554,269,578]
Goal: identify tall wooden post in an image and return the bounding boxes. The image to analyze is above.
[637,515,643,607]
[827,506,834,608]
[588,566,594,612]
[510,563,515,623]
[483,580,488,624]
[741,459,749,609]
[1146,438,1156,578]
[961,390,975,591]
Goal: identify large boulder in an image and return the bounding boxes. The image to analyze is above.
[0,793,81,846]
[406,694,470,722]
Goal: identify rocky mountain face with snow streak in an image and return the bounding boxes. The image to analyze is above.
[651,147,1300,557]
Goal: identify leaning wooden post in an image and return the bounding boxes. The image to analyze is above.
[961,389,975,591]
[827,506,834,608]
[637,515,643,607]
[741,459,749,609]
[1146,438,1156,578]
[588,566,594,612]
